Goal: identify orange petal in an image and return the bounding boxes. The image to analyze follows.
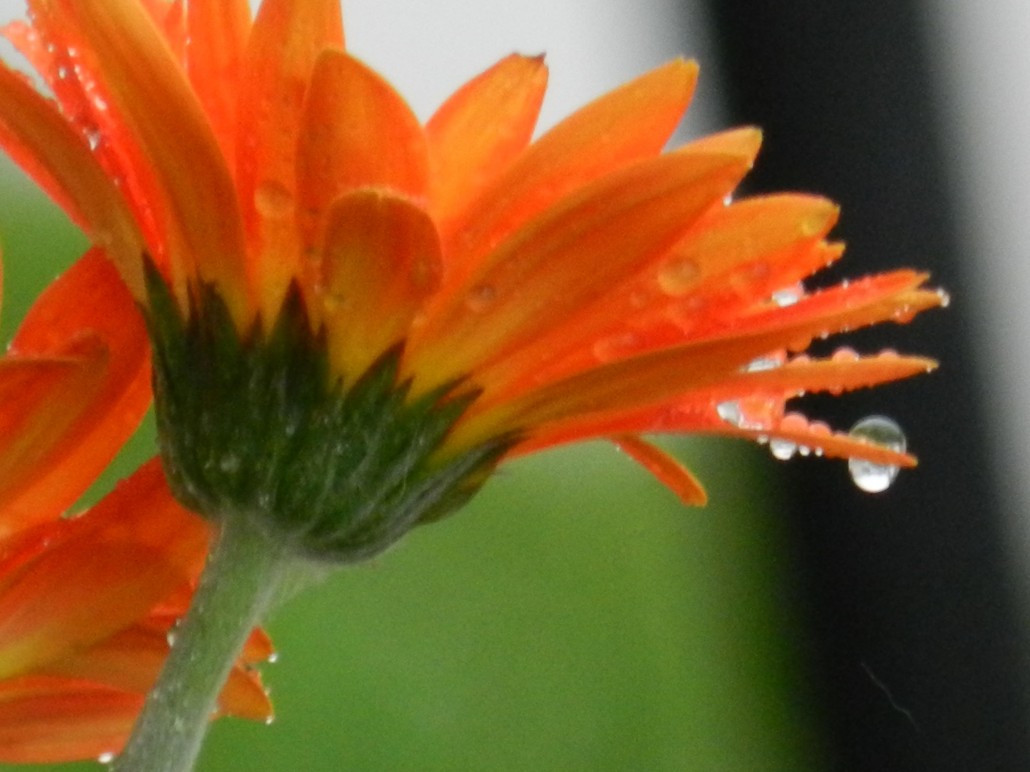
[0,347,108,533]
[611,435,707,505]
[42,0,248,320]
[42,622,271,722]
[0,250,151,535]
[427,54,548,227]
[437,59,700,291]
[0,62,144,295]
[297,49,428,255]
[236,0,343,318]
[471,192,835,399]
[0,460,209,681]
[656,194,839,296]
[184,0,252,164]
[451,272,941,449]
[0,675,139,764]
[410,146,755,390]
[321,190,442,379]
[719,350,937,397]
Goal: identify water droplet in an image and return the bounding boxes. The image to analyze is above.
[769,438,797,460]
[267,651,280,664]
[166,619,181,647]
[97,752,116,764]
[847,415,906,493]
[745,352,784,372]
[716,400,742,426]
[254,180,293,219]
[772,286,802,307]
[219,453,241,474]
[264,715,276,726]
[657,255,701,295]
[936,288,951,308]
[464,283,496,312]
[591,331,640,362]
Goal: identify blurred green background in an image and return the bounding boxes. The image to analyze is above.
[1,163,824,770]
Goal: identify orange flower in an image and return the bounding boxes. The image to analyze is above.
[0,0,941,556]
[0,252,271,764]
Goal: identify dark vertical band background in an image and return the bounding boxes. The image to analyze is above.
[700,2,1030,769]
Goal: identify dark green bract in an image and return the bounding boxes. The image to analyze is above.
[143,261,514,563]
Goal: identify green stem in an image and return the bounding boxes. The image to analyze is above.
[112,518,291,772]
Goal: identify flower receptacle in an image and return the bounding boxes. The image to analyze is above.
[142,260,513,564]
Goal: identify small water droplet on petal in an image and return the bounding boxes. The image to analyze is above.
[715,400,740,426]
[848,415,906,493]
[771,285,802,307]
[97,752,116,764]
[254,180,294,219]
[769,438,797,460]
[657,255,701,295]
[464,283,496,312]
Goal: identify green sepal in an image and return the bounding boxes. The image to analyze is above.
[142,260,515,563]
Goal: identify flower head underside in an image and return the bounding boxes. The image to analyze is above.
[0,0,943,557]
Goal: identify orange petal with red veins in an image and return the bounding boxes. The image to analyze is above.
[410,147,755,389]
[321,190,442,378]
[0,675,139,764]
[611,435,707,505]
[0,251,151,535]
[298,49,428,255]
[237,0,343,316]
[184,0,251,163]
[0,63,144,295]
[427,54,548,227]
[437,58,700,291]
[44,0,248,319]
[0,460,209,680]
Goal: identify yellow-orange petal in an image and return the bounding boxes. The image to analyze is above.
[657,194,839,296]
[0,460,209,681]
[611,435,708,505]
[40,0,248,320]
[436,59,700,292]
[0,62,144,295]
[184,0,251,164]
[427,54,548,227]
[321,189,442,379]
[0,675,139,764]
[297,49,428,256]
[236,0,343,318]
[409,146,755,391]
[0,250,151,536]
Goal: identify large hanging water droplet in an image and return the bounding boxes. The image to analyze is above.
[847,415,906,493]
